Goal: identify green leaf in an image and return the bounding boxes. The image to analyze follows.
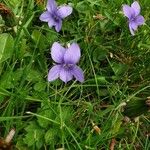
[0,33,14,63]
[34,81,46,92]
[26,69,42,82]
[111,118,122,135]
[24,121,44,148]
[13,68,24,82]
[76,1,89,13]
[104,11,119,26]
[46,31,58,43]
[31,30,48,50]
[45,129,58,144]
[0,71,14,89]
[123,97,149,118]
[111,62,128,76]
[9,0,21,6]
[37,109,56,128]
[0,68,23,89]
[92,48,107,62]
[87,76,108,84]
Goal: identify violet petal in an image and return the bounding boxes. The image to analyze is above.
[39,11,51,22]
[57,6,73,19]
[135,15,145,25]
[54,20,62,32]
[131,1,140,16]
[72,65,84,83]
[123,5,135,19]
[64,43,81,64]
[48,65,61,81]
[51,42,66,63]
[46,0,57,13]
[129,23,135,36]
[59,68,73,83]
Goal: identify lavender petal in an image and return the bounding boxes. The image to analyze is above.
[64,43,81,64]
[39,11,51,22]
[129,21,138,30]
[51,42,66,63]
[48,65,61,81]
[46,0,57,13]
[55,20,62,32]
[57,6,73,19]
[123,5,135,19]
[48,18,55,28]
[135,15,145,26]
[59,68,73,83]
[72,65,84,83]
[129,23,135,36]
[131,1,140,16]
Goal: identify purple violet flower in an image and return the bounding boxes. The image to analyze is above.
[39,0,72,32]
[48,42,84,83]
[122,1,145,35]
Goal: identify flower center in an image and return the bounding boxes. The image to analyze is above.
[52,13,60,22]
[129,14,137,22]
[130,17,135,22]
[63,64,74,70]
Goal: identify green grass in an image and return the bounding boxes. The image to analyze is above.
[0,0,150,149]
